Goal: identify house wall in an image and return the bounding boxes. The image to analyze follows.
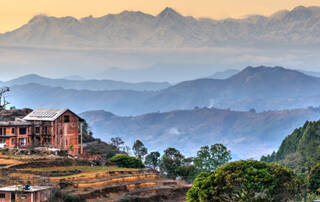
[0,190,51,202]
[55,111,80,155]
[0,125,32,148]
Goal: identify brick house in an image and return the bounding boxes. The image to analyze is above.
[0,185,51,202]
[0,120,32,149]
[0,109,83,155]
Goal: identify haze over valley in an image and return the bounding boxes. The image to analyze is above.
[3,66,320,159]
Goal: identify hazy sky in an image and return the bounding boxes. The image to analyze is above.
[1,0,320,33]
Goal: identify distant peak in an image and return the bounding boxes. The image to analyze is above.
[28,15,49,23]
[157,7,182,18]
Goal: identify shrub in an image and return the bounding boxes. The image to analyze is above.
[57,150,68,156]
[109,154,144,168]
[187,160,302,202]
[309,163,320,194]
[1,148,9,155]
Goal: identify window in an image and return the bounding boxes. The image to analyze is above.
[0,128,2,136]
[19,128,26,135]
[44,126,48,135]
[19,138,26,146]
[3,128,6,135]
[64,115,70,123]
[11,138,15,145]
[0,193,5,198]
[35,127,40,133]
[11,128,15,134]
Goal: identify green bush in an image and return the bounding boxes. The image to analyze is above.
[310,163,320,194]
[109,154,144,168]
[57,150,68,156]
[1,148,9,155]
[187,160,302,202]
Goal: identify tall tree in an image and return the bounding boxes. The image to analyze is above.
[160,147,185,179]
[0,87,10,111]
[132,140,148,159]
[193,144,231,173]
[110,137,125,149]
[145,151,160,170]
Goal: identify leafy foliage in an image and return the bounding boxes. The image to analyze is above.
[81,120,95,143]
[309,163,320,194]
[109,154,144,168]
[187,160,303,202]
[145,151,160,170]
[261,120,320,172]
[132,140,148,159]
[159,147,185,179]
[193,144,231,173]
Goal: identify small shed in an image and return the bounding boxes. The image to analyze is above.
[0,185,52,202]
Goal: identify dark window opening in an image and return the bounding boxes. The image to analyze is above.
[64,115,70,123]
[19,128,27,135]
[11,128,15,134]
[0,193,5,198]
[3,128,6,135]
[0,128,2,136]
[44,126,48,135]
[35,127,40,133]
[19,138,26,146]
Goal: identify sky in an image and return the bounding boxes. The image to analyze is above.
[1,0,320,33]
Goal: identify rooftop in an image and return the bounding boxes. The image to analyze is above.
[23,108,68,121]
[0,119,31,126]
[0,185,51,192]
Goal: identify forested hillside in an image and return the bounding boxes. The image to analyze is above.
[261,120,320,172]
[81,107,320,159]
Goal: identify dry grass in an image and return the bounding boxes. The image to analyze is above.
[19,166,137,173]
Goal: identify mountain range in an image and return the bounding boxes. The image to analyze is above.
[80,107,320,159]
[1,6,320,48]
[0,74,171,91]
[6,66,320,115]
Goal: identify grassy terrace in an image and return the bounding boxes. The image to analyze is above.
[17,166,139,179]
[18,166,137,173]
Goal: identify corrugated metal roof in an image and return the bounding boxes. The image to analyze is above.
[0,120,31,126]
[0,185,52,192]
[23,108,68,121]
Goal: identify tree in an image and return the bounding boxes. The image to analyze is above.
[193,144,231,173]
[82,121,95,143]
[145,151,160,170]
[187,160,303,202]
[132,140,148,159]
[0,87,10,111]
[159,147,185,179]
[309,163,320,194]
[109,154,144,168]
[110,137,125,149]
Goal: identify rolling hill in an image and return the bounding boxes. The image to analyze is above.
[2,74,171,91]
[80,107,320,159]
[1,6,320,48]
[6,66,320,115]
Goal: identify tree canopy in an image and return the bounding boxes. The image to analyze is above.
[193,144,231,173]
[187,160,302,202]
[132,139,148,159]
[159,147,185,179]
[145,151,160,170]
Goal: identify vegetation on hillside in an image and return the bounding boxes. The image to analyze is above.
[187,160,302,202]
[261,120,320,173]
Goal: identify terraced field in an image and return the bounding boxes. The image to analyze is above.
[0,155,190,201]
